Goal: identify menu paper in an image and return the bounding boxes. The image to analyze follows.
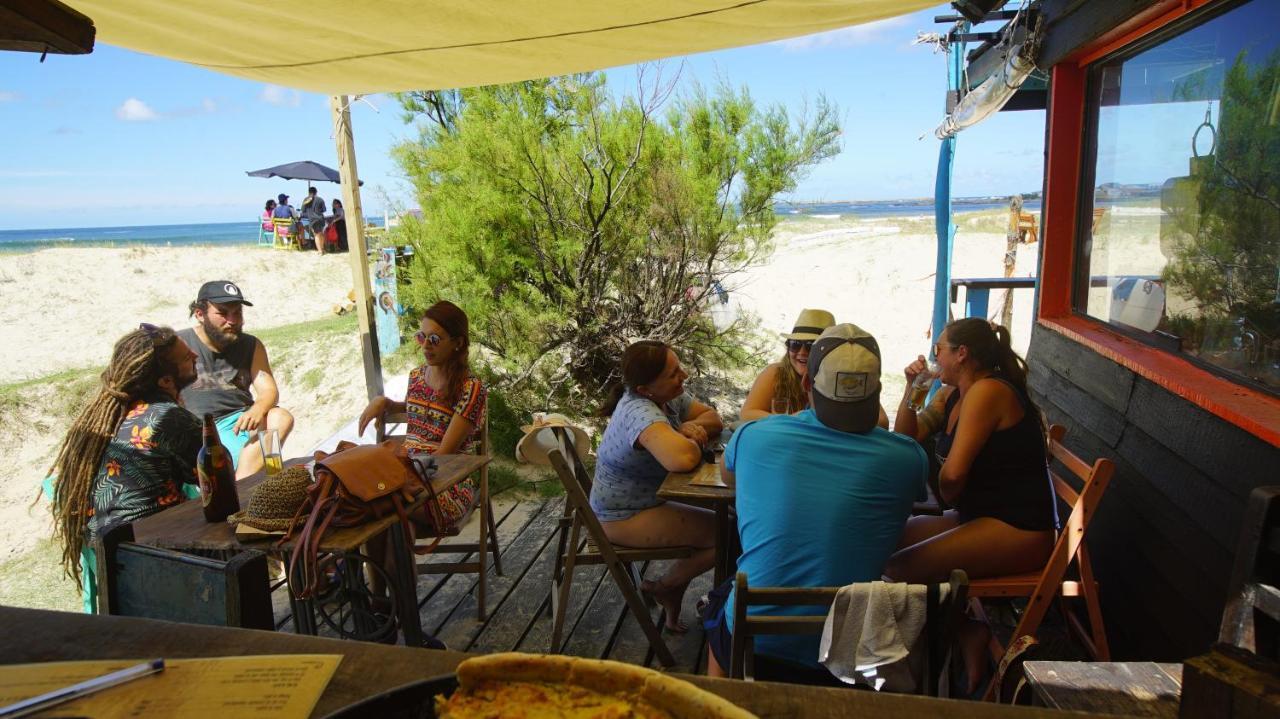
[0,655,341,718]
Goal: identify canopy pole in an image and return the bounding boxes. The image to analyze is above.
[329,94,384,401]
[931,26,968,356]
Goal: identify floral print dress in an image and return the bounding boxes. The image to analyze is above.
[403,366,487,528]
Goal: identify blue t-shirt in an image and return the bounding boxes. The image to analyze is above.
[724,409,927,667]
[590,390,694,522]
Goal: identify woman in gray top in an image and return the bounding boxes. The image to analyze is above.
[591,340,722,632]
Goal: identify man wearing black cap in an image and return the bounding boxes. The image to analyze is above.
[177,281,294,479]
[703,323,927,678]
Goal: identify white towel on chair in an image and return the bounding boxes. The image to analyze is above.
[818,581,948,692]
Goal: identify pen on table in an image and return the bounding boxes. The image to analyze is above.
[0,658,165,718]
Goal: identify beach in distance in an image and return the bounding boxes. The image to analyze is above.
[0,205,1051,609]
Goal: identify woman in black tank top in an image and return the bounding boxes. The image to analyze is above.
[884,318,1057,584]
[883,319,1057,694]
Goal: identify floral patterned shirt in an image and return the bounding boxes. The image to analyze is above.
[85,392,203,543]
[403,367,487,454]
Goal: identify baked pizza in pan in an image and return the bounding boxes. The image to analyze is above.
[435,653,756,719]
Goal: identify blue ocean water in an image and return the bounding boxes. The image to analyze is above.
[0,221,264,253]
[0,202,1035,252]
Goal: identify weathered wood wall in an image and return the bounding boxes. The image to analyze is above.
[1026,324,1280,660]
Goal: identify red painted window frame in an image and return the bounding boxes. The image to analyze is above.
[1036,0,1280,446]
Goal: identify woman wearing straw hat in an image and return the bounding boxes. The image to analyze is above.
[741,308,890,427]
[740,308,833,421]
[592,340,723,633]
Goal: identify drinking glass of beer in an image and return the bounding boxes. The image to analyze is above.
[907,362,940,412]
[258,429,284,475]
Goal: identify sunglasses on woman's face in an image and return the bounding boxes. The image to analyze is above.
[786,339,814,353]
[414,330,444,347]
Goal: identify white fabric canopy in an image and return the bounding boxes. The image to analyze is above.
[64,0,936,93]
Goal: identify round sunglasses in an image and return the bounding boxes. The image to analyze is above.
[414,330,444,346]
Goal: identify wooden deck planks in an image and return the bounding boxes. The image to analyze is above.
[435,498,565,651]
[264,497,714,674]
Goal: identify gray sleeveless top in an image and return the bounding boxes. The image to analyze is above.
[176,327,257,419]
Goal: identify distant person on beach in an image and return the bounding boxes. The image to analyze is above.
[326,198,348,252]
[591,339,723,632]
[300,186,327,253]
[262,199,276,232]
[45,323,200,611]
[178,281,295,479]
[272,193,303,246]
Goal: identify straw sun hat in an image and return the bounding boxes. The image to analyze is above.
[783,308,836,340]
[227,465,312,532]
[516,413,592,467]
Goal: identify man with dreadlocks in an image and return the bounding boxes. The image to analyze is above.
[47,324,200,611]
[177,280,294,479]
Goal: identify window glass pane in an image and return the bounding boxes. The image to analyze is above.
[1082,0,1280,393]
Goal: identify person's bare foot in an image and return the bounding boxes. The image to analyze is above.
[641,578,689,633]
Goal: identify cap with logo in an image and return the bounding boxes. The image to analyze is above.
[196,280,253,306]
[808,323,882,433]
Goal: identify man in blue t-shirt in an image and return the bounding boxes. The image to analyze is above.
[706,323,927,676]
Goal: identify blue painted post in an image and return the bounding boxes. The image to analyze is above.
[930,25,967,361]
[965,287,990,319]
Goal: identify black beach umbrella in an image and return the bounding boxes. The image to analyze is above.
[246,160,362,185]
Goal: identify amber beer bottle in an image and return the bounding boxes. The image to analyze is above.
[198,413,240,522]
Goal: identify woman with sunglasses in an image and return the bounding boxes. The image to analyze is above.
[592,340,723,632]
[740,310,890,428]
[885,318,1056,693]
[739,309,834,421]
[358,300,486,527]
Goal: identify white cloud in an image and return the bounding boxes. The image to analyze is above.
[777,17,910,51]
[260,84,302,107]
[115,97,158,121]
[0,91,19,102]
[202,97,218,113]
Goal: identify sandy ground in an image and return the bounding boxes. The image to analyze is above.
[0,214,1043,591]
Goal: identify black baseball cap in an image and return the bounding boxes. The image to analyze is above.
[277,193,289,203]
[197,280,253,306]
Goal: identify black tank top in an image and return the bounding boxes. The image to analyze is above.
[934,378,1058,532]
[176,327,257,420]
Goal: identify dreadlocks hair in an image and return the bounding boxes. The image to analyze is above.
[44,325,180,588]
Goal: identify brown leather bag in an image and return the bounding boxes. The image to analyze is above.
[283,440,445,599]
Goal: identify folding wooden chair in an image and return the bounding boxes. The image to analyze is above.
[729,570,969,695]
[95,523,273,629]
[543,426,693,668]
[969,425,1115,699]
[376,410,502,620]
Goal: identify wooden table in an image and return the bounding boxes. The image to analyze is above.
[1023,661,1182,717]
[132,453,490,647]
[659,459,736,585]
[0,606,1105,718]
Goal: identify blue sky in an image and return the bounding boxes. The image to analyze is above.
[0,4,1048,230]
